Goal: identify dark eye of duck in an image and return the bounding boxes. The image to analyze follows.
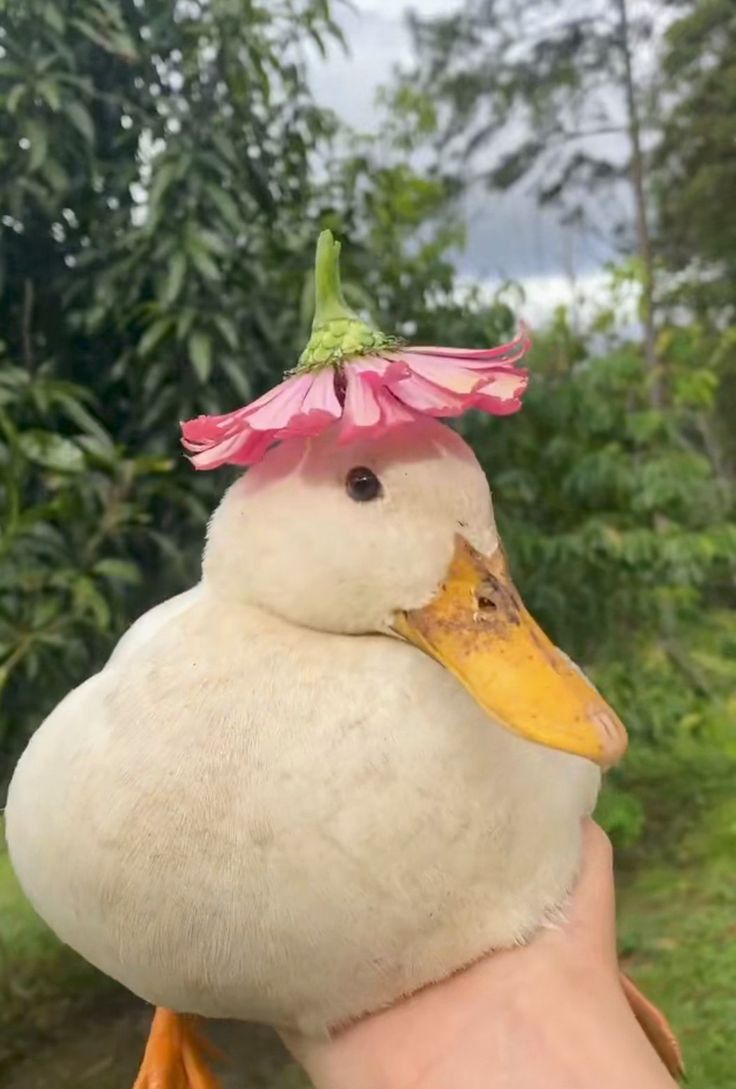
[345,466,383,502]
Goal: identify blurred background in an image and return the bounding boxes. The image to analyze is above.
[0,0,734,1086]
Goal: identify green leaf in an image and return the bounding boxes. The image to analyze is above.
[147,529,191,577]
[42,2,65,34]
[18,431,85,473]
[76,433,118,467]
[93,558,141,585]
[218,353,252,400]
[73,576,111,630]
[71,17,110,49]
[40,157,70,193]
[71,17,137,59]
[26,121,48,172]
[65,101,95,145]
[148,161,179,212]
[210,131,237,167]
[37,79,61,112]
[161,252,187,306]
[213,315,239,350]
[115,33,139,61]
[189,247,221,283]
[188,331,213,382]
[32,598,63,628]
[56,392,111,444]
[176,309,196,341]
[138,316,174,357]
[131,455,174,475]
[196,229,230,258]
[7,84,26,114]
[206,185,242,233]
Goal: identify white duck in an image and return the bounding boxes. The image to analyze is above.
[6,235,679,1087]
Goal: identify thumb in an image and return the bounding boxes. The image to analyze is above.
[553,819,619,968]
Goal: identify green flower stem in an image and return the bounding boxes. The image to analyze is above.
[295,230,403,373]
[312,231,359,327]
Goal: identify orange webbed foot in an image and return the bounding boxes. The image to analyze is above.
[620,972,685,1081]
[133,1007,224,1089]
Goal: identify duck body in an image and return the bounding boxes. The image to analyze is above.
[7,584,597,1036]
[7,421,607,1037]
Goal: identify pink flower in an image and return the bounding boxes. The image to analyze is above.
[181,327,530,470]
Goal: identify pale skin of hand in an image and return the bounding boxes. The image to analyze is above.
[285,821,678,1089]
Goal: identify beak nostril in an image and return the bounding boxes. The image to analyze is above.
[477,578,500,612]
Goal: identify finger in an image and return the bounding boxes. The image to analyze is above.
[562,819,618,964]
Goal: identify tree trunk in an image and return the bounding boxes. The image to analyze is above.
[615,0,661,407]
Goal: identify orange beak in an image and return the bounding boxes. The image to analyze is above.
[393,538,627,767]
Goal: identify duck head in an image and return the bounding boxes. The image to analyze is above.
[204,419,627,768]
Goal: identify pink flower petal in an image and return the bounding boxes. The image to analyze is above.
[240,378,303,417]
[183,377,295,442]
[340,368,383,442]
[474,370,529,401]
[407,350,528,374]
[375,387,423,429]
[182,381,297,447]
[243,373,312,431]
[181,414,233,446]
[188,431,253,469]
[190,426,285,469]
[388,372,471,415]
[227,429,278,465]
[339,376,421,444]
[352,355,412,384]
[397,353,485,394]
[408,327,531,367]
[472,371,528,415]
[284,367,342,436]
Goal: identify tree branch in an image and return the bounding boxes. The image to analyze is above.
[614,0,661,406]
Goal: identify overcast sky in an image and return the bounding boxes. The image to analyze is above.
[308,0,618,318]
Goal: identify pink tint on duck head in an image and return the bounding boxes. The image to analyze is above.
[240,418,479,498]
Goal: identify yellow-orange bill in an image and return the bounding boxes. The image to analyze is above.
[393,538,627,767]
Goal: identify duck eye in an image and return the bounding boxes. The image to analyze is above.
[345,466,382,503]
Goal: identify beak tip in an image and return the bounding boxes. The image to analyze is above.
[592,708,628,768]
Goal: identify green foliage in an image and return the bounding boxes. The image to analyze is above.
[615,749,736,1089]
[461,288,735,846]
[595,783,646,848]
[656,0,736,314]
[654,0,736,475]
[0,0,342,435]
[0,357,204,769]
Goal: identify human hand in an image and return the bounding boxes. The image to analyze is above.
[286,821,678,1089]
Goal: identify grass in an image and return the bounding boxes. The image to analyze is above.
[614,750,736,1089]
[2,749,734,1088]
[0,835,117,1072]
